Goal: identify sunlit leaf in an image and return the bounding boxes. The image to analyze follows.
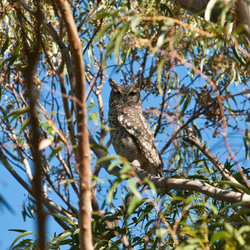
[128,178,142,199]
[9,230,34,249]
[4,107,29,122]
[127,196,144,215]
[39,138,53,150]
[89,112,99,124]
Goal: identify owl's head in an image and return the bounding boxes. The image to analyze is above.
[109,78,142,108]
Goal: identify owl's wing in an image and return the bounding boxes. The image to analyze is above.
[117,107,163,173]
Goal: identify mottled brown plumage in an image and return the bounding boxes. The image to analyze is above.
[108,78,164,177]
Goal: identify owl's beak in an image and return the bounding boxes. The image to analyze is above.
[123,96,127,102]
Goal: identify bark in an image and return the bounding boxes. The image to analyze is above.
[17,2,47,249]
[55,1,93,249]
[132,168,250,204]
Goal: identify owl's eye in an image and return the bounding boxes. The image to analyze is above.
[114,91,121,96]
[129,91,137,96]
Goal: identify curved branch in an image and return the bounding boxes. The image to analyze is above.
[55,0,93,249]
[58,61,79,161]
[133,168,250,204]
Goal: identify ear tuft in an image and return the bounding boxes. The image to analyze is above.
[109,78,119,88]
[134,76,142,89]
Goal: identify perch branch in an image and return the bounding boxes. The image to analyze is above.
[89,133,250,204]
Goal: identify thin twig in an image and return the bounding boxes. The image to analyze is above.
[77,0,100,31]
[183,128,242,188]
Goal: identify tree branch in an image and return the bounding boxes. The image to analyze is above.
[19,1,47,247]
[55,1,93,249]
[133,168,250,204]
[183,128,241,186]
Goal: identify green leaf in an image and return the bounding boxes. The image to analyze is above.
[9,230,34,249]
[234,229,245,246]
[244,129,250,160]
[127,196,140,215]
[56,230,72,241]
[89,144,108,154]
[120,162,131,174]
[72,228,80,236]
[144,178,156,194]
[89,112,99,124]
[92,175,104,183]
[4,107,29,122]
[211,230,229,243]
[93,21,115,43]
[49,146,64,160]
[157,59,165,95]
[114,23,128,63]
[180,92,191,117]
[87,102,97,110]
[156,33,165,48]
[108,179,120,204]
[155,228,168,238]
[107,159,123,172]
[19,118,31,137]
[7,43,20,67]
[218,180,250,194]
[1,37,10,55]
[49,213,77,227]
[200,57,206,72]
[96,155,120,165]
[238,225,250,235]
[185,196,196,205]
[131,15,140,32]
[128,179,141,199]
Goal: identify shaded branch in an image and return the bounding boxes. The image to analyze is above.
[57,56,78,160]
[20,2,46,248]
[77,0,101,31]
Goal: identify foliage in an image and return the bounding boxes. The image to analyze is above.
[0,0,250,249]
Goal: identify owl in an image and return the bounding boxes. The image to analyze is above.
[108,78,164,177]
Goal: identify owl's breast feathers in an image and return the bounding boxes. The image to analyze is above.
[116,107,164,177]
